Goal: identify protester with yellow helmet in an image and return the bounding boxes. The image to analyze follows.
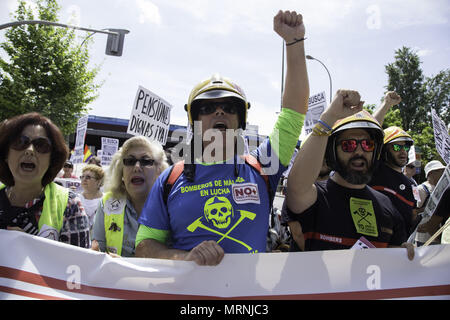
[280,132,331,252]
[136,10,310,266]
[369,125,417,236]
[185,73,250,131]
[285,90,414,260]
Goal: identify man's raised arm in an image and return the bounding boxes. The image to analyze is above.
[287,90,364,214]
[274,10,309,115]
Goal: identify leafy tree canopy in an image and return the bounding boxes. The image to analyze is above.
[382,47,448,169]
[0,0,102,135]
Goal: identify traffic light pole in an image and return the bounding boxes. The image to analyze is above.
[0,20,129,56]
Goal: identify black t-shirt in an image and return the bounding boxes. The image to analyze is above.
[370,162,416,235]
[285,179,407,251]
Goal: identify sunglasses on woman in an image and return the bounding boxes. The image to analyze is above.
[339,139,375,153]
[10,135,52,154]
[123,158,155,167]
[197,101,238,115]
[392,144,411,152]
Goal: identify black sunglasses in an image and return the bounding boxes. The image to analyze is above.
[197,101,238,115]
[123,157,155,167]
[10,135,52,154]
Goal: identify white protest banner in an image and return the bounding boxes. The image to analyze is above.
[71,115,89,164]
[127,86,171,146]
[101,137,119,166]
[300,91,328,139]
[1,230,449,301]
[431,109,450,165]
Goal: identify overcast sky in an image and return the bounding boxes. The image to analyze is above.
[1,0,449,136]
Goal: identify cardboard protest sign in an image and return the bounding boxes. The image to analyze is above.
[431,109,450,165]
[71,115,89,164]
[301,91,328,138]
[127,86,171,146]
[101,137,119,166]
[54,178,82,193]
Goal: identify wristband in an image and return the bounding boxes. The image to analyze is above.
[317,119,332,131]
[286,37,307,46]
[311,123,332,137]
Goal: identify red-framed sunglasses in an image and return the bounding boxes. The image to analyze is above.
[338,139,375,153]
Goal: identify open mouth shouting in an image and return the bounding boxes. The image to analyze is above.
[212,121,228,132]
[20,160,37,172]
[349,157,368,172]
[130,175,145,186]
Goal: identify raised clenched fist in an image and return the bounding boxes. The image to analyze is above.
[273,10,305,43]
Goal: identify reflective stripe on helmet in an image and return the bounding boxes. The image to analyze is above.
[383,126,413,145]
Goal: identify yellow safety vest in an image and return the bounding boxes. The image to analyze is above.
[0,182,68,238]
[102,192,126,256]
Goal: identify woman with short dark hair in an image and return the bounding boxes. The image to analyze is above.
[0,112,90,248]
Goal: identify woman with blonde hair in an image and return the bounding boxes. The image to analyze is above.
[91,136,168,257]
[79,164,105,231]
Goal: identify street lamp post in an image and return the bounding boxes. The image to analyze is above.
[0,20,129,56]
[306,55,332,103]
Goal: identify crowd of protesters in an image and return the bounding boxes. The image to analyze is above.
[0,10,449,268]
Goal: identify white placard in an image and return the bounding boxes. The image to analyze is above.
[431,109,450,165]
[300,91,328,139]
[127,86,172,146]
[53,178,82,193]
[101,137,119,166]
[71,115,89,164]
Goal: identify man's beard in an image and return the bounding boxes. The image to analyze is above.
[337,156,373,185]
[386,150,407,168]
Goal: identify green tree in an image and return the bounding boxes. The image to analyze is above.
[0,0,101,135]
[385,46,427,132]
[384,47,449,165]
[425,69,450,125]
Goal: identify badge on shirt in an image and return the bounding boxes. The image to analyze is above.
[351,236,376,250]
[105,198,126,215]
[350,197,378,237]
[412,185,421,202]
[232,183,260,204]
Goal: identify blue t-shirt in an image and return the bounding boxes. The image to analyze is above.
[137,108,305,254]
[138,139,285,254]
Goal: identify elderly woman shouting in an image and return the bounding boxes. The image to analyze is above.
[0,112,90,248]
[92,136,168,257]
